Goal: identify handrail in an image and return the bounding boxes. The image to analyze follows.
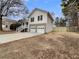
[16,24,28,32]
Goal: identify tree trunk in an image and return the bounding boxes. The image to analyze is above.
[0,15,2,31]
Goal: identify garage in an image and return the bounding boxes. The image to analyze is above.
[30,25,46,33]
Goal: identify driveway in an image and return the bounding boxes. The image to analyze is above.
[0,32,41,44]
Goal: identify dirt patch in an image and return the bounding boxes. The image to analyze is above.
[0,32,79,59]
[0,31,15,35]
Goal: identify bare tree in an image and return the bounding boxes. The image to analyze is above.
[0,0,28,30]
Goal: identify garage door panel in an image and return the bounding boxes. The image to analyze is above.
[30,29,36,32]
[37,25,45,29]
[30,25,36,33]
[37,29,45,33]
[30,25,45,33]
[30,25,36,28]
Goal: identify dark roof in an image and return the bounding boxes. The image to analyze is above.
[28,8,54,21]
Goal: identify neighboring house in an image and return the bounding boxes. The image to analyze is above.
[16,8,54,33]
[28,8,54,33]
[2,17,17,31]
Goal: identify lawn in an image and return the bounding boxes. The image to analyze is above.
[0,32,79,59]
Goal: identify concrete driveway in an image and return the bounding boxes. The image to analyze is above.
[0,32,41,44]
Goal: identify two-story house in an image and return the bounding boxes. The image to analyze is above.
[28,8,54,33]
[16,8,54,33]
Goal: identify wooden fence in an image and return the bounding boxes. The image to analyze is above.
[53,27,78,32]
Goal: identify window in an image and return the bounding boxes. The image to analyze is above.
[38,16,40,21]
[40,15,43,20]
[38,15,43,21]
[31,17,34,22]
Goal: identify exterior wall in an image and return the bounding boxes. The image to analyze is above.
[29,10,48,25]
[46,16,53,33]
[2,22,12,31]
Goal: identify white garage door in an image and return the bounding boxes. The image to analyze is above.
[30,29,36,32]
[37,25,45,33]
[30,25,36,33]
[37,28,45,33]
[30,25,45,33]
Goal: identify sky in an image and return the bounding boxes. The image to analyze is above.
[24,0,62,17]
[8,0,62,20]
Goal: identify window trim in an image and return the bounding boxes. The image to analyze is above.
[38,15,43,21]
[31,17,34,22]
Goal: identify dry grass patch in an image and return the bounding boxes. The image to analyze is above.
[0,32,79,59]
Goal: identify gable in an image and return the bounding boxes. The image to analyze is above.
[28,8,54,22]
[28,9,47,18]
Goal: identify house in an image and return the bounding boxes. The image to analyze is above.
[2,17,17,31]
[16,8,54,33]
[28,8,54,33]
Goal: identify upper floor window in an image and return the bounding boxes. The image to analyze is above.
[38,15,43,21]
[31,17,34,22]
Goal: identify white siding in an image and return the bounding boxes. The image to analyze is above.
[29,10,48,25]
[2,24,11,31]
[46,16,53,32]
